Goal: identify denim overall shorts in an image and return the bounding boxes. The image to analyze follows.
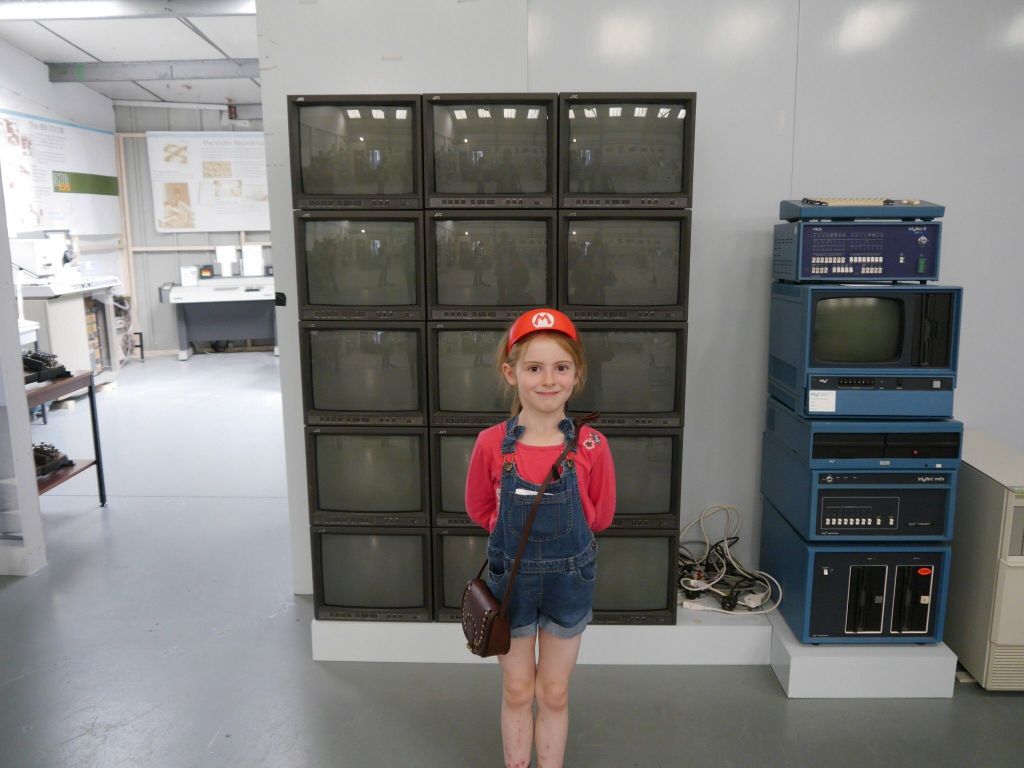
[485,416,599,639]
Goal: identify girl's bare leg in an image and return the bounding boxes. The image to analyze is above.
[534,630,583,768]
[498,634,539,768]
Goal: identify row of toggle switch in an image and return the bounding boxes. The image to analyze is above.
[810,255,885,264]
[824,516,897,527]
[809,265,887,275]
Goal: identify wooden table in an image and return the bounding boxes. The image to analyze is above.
[25,371,107,506]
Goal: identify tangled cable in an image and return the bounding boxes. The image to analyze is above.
[677,505,783,615]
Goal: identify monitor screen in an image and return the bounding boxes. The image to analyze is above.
[320,532,426,609]
[430,103,550,195]
[308,328,420,412]
[304,218,418,307]
[566,101,689,195]
[438,532,489,612]
[296,104,416,196]
[435,328,506,413]
[565,218,683,307]
[316,434,422,512]
[593,535,674,612]
[571,329,679,414]
[610,436,675,516]
[433,218,549,308]
[438,434,476,517]
[813,297,903,363]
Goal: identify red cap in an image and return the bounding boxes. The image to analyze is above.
[507,308,579,352]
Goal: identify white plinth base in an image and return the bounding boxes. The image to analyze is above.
[312,611,772,665]
[767,613,957,698]
[0,538,29,576]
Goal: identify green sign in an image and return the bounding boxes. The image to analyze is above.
[52,171,118,196]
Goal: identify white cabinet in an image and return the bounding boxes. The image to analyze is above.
[945,431,1024,690]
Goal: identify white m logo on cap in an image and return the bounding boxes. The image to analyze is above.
[531,312,555,328]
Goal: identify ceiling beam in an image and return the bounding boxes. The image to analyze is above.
[49,59,259,82]
[0,1,255,20]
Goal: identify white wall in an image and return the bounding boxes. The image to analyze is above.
[0,37,113,130]
[258,0,1024,590]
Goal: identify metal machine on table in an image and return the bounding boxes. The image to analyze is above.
[12,235,123,384]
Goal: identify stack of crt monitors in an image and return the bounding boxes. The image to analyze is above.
[759,198,963,643]
[287,92,696,626]
[553,93,694,625]
[289,94,434,622]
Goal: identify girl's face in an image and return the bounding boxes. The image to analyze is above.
[503,335,578,418]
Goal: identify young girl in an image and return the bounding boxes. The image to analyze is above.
[465,308,616,768]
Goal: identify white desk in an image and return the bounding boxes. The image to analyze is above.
[19,274,121,299]
[164,277,277,360]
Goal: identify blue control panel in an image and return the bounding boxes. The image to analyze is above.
[760,433,957,541]
[773,222,941,282]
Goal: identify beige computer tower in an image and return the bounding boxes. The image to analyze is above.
[944,431,1024,690]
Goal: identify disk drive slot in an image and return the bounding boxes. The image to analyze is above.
[891,564,934,634]
[1008,504,1024,558]
[845,565,887,634]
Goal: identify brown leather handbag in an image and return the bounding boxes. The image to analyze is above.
[462,414,597,657]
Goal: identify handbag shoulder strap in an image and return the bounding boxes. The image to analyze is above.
[492,412,600,619]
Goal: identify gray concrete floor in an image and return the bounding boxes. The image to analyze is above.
[2,352,1023,767]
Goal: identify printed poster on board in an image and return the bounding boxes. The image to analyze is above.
[0,109,120,236]
[146,131,270,233]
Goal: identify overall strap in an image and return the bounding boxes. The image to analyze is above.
[499,415,522,454]
[476,413,601,617]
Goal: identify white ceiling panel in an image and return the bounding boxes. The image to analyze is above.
[188,15,258,58]
[0,20,96,62]
[87,80,162,101]
[44,18,223,61]
[138,77,261,104]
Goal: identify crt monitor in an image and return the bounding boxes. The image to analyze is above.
[426,210,556,319]
[570,323,687,427]
[772,284,961,371]
[559,211,690,320]
[432,529,490,621]
[814,296,907,364]
[430,428,480,526]
[422,93,557,208]
[296,211,425,320]
[768,283,962,418]
[306,427,429,527]
[428,322,509,426]
[592,530,678,625]
[559,92,696,209]
[313,527,432,621]
[600,428,683,529]
[301,322,426,426]
[288,94,422,209]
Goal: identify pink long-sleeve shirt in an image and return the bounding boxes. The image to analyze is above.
[464,422,616,533]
